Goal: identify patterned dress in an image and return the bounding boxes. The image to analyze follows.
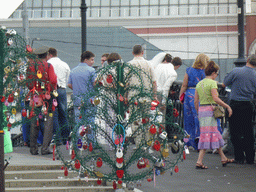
[196,78,225,149]
[183,67,205,150]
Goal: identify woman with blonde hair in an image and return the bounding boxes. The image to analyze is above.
[194,61,233,169]
[179,53,209,150]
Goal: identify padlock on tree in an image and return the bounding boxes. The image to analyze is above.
[96,158,103,168]
[153,140,161,151]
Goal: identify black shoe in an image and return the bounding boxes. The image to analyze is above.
[41,150,53,155]
[30,151,39,155]
[234,160,244,164]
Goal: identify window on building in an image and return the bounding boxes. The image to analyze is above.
[121,0,130,6]
[91,0,100,6]
[62,8,71,17]
[111,0,120,6]
[141,0,149,6]
[170,0,179,5]
[72,0,80,7]
[160,0,168,4]
[52,0,61,7]
[101,1,110,6]
[190,0,199,4]
[199,5,208,14]
[150,0,159,5]
[131,0,139,5]
[43,0,51,7]
[33,0,42,8]
[63,0,71,7]
[199,0,208,3]
[72,8,80,17]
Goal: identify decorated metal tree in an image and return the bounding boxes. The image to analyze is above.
[0,27,60,191]
[55,60,186,190]
[0,27,34,190]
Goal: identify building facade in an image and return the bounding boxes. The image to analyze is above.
[2,0,256,80]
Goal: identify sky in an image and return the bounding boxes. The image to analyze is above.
[0,0,24,19]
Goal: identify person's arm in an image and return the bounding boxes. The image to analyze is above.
[48,64,57,89]
[67,73,72,90]
[68,83,73,90]
[223,70,234,87]
[162,71,177,100]
[179,73,188,103]
[211,88,232,117]
[153,81,157,100]
[66,65,71,86]
[194,89,199,113]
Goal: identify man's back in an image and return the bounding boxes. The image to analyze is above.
[224,66,256,101]
[69,63,96,97]
[48,57,70,88]
[128,57,155,91]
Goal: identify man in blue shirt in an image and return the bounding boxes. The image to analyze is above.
[223,54,256,164]
[68,51,96,144]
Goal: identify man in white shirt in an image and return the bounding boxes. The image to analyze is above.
[128,45,157,148]
[48,48,70,145]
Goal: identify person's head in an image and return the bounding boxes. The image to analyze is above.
[192,53,210,69]
[132,45,144,56]
[81,51,95,66]
[205,61,220,78]
[48,48,57,59]
[107,53,122,64]
[162,53,172,63]
[247,54,256,67]
[101,53,109,65]
[172,57,183,70]
[33,46,49,60]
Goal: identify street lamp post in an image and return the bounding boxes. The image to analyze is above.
[234,0,246,67]
[80,0,88,53]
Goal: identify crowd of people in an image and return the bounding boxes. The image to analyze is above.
[18,44,255,167]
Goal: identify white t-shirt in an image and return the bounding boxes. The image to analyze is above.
[48,57,70,88]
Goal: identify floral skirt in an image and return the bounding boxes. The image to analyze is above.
[198,105,224,150]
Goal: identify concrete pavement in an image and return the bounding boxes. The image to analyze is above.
[4,146,256,192]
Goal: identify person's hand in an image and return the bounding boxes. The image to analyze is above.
[160,105,166,111]
[227,106,232,117]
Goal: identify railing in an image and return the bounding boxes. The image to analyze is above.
[169,81,230,130]
[10,5,237,19]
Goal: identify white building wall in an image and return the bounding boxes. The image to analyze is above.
[140,33,238,60]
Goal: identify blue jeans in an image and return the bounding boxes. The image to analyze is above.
[53,88,69,143]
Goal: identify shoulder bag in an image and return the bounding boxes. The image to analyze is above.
[201,82,225,119]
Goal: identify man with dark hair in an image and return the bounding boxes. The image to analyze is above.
[172,56,183,69]
[223,54,256,164]
[48,48,70,145]
[101,53,109,66]
[26,46,57,155]
[132,45,144,55]
[80,51,95,63]
[68,51,96,143]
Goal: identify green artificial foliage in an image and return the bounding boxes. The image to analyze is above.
[55,60,185,187]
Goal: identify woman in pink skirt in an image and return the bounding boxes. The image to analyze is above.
[194,61,234,169]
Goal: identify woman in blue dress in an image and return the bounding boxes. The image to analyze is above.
[179,53,210,150]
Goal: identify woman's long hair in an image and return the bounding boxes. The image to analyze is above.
[192,53,210,69]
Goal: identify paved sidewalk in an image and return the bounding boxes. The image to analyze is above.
[4,146,256,192]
